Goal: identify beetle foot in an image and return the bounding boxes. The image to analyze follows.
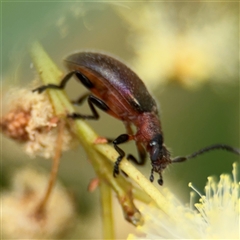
[157,172,163,185]
[32,86,46,94]
[67,113,88,119]
[149,168,154,182]
[157,178,163,185]
[113,167,119,177]
[113,156,122,177]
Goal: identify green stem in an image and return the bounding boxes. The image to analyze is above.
[99,180,114,239]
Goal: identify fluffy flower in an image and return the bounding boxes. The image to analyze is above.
[1,83,78,158]
[128,163,239,239]
[1,167,77,239]
[116,2,238,88]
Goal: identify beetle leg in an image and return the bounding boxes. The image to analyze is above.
[68,95,109,120]
[32,69,94,93]
[124,122,147,165]
[32,71,76,93]
[127,142,146,165]
[71,93,89,105]
[112,134,133,177]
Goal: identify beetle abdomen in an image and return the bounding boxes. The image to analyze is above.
[65,52,157,113]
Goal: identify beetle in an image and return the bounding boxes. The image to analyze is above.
[33,52,240,185]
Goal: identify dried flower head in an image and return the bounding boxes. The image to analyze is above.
[1,167,77,239]
[1,84,78,158]
[0,108,31,141]
[128,163,239,239]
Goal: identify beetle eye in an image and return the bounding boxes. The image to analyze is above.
[151,145,160,162]
[149,140,157,147]
[150,134,163,146]
[75,71,94,89]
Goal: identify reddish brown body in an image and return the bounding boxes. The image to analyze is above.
[33,52,239,185]
[65,53,158,119]
[65,54,160,139]
[65,53,170,184]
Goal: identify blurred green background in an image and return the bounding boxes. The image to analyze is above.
[1,1,239,239]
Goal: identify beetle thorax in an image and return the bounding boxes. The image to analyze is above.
[134,112,171,171]
[134,112,162,145]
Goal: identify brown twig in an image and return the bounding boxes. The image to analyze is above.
[35,119,64,217]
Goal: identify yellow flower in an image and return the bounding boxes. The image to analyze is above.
[115,2,238,88]
[128,163,239,239]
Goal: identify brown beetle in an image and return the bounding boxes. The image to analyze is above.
[33,52,240,185]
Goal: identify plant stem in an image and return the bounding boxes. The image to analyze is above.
[99,180,114,239]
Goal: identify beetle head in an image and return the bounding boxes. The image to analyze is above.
[148,134,171,185]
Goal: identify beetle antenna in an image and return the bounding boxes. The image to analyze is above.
[171,144,240,163]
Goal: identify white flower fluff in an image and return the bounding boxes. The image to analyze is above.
[128,163,239,239]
